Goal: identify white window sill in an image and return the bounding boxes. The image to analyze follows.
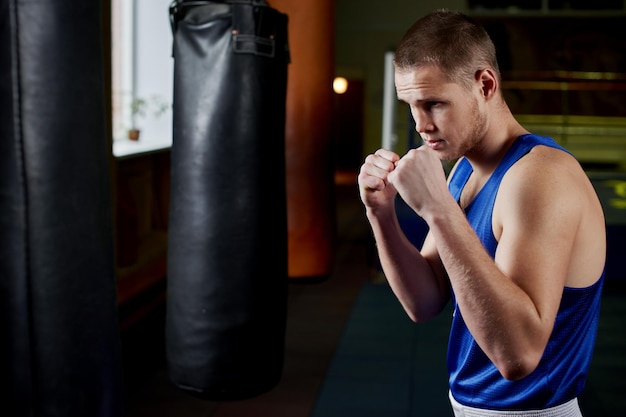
[113,136,172,159]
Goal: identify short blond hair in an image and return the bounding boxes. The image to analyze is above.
[394,9,500,89]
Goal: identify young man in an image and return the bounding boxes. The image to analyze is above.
[357,9,606,416]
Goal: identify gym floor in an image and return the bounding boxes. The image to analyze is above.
[122,172,626,417]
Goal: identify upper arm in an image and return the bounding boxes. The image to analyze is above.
[493,148,581,327]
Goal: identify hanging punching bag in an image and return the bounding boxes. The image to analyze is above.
[0,1,123,416]
[166,0,290,401]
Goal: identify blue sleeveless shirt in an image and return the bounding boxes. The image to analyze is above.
[446,134,604,409]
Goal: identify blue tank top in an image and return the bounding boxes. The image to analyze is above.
[446,134,604,409]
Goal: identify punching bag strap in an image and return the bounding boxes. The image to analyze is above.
[169,1,218,33]
[169,0,268,33]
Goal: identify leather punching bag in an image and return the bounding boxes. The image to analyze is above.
[0,1,123,416]
[166,0,290,401]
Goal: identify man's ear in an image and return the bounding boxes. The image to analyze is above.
[475,68,498,100]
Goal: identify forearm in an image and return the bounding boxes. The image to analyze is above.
[424,205,547,380]
[366,206,449,322]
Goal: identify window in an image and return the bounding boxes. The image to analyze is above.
[111,0,174,156]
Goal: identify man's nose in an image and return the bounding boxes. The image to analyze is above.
[412,109,434,133]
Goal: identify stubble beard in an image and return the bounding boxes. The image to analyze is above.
[452,97,488,161]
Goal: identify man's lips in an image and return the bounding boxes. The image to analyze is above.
[424,138,444,149]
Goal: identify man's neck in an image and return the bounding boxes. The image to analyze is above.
[465,112,527,178]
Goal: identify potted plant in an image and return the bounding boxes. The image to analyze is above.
[128,97,147,141]
[127,95,170,141]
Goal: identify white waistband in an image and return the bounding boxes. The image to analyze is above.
[449,391,582,417]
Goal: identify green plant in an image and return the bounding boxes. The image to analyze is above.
[130,97,148,120]
[150,95,170,119]
[128,95,170,130]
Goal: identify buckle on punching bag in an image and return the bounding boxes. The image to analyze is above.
[232,32,275,58]
[231,1,277,58]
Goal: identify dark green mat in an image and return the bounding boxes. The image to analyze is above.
[311,282,452,417]
[312,282,626,417]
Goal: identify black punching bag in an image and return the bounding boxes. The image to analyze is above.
[0,1,123,416]
[166,0,290,401]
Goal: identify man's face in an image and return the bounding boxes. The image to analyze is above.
[395,65,487,161]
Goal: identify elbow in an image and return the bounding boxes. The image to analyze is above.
[407,312,426,324]
[498,364,532,382]
[495,351,543,381]
[405,303,444,324]
[398,288,449,324]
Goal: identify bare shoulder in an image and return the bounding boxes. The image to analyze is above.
[501,145,591,199]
